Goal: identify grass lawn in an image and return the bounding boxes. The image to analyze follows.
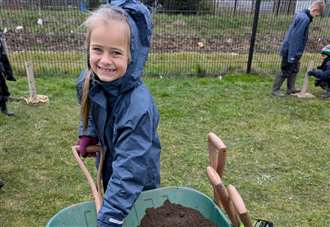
[0,73,329,226]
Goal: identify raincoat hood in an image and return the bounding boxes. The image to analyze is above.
[105,0,152,94]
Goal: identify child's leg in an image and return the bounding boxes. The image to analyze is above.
[0,75,14,116]
[286,59,301,95]
[321,78,330,99]
[272,56,287,96]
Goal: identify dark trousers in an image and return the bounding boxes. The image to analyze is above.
[0,74,10,103]
[272,54,301,94]
[315,77,330,91]
[281,54,301,81]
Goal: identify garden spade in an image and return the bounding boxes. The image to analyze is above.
[207,166,240,227]
[227,184,253,227]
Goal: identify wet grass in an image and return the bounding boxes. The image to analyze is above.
[1,73,329,226]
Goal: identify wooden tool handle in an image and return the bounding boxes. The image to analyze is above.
[227,184,253,227]
[85,145,101,153]
[208,132,226,177]
[207,166,240,227]
[207,166,222,186]
[227,184,247,214]
[72,145,102,212]
[208,132,227,152]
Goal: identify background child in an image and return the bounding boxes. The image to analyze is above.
[308,44,330,99]
[271,0,325,96]
[76,1,161,227]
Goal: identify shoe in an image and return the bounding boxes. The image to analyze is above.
[0,102,14,116]
[286,89,301,95]
[272,73,285,96]
[0,180,4,189]
[321,92,330,99]
[286,73,300,95]
[272,91,285,97]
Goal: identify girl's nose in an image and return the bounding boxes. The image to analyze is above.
[100,53,113,65]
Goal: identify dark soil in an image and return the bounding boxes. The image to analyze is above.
[137,200,217,227]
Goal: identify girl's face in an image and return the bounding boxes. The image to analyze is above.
[89,21,130,82]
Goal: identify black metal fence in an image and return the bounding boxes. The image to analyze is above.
[0,0,329,76]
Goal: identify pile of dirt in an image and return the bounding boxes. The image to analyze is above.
[138,200,217,227]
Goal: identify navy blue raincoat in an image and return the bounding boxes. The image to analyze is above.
[76,1,160,226]
[280,9,313,63]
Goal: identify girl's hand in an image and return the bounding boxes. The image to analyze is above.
[76,136,98,157]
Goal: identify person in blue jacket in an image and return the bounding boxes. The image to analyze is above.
[308,44,330,98]
[272,0,325,96]
[76,1,161,226]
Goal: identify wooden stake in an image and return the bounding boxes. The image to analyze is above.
[300,60,314,94]
[25,61,37,99]
[293,60,315,98]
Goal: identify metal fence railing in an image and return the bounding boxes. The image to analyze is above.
[1,0,329,76]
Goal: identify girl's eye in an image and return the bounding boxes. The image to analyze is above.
[112,51,122,56]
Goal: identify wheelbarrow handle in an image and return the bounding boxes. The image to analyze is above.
[72,145,103,212]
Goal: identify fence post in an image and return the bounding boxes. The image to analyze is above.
[276,0,281,16]
[233,0,238,16]
[246,0,261,74]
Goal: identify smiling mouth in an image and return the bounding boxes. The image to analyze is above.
[98,66,116,72]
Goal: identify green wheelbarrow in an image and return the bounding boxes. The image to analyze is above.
[46,186,231,227]
[46,146,231,226]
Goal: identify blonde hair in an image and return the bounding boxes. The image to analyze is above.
[81,5,131,130]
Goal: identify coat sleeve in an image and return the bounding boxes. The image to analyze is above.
[76,71,97,137]
[287,16,309,63]
[0,35,15,81]
[97,111,160,227]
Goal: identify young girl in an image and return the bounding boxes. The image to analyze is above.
[76,2,161,226]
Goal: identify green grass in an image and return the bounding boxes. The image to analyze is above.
[1,73,329,226]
